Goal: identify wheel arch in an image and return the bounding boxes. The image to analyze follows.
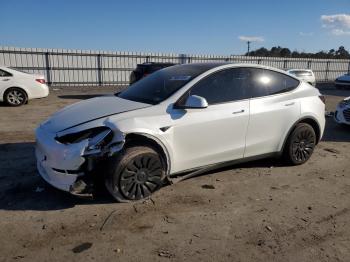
[3,86,29,101]
[281,116,321,153]
[123,133,171,175]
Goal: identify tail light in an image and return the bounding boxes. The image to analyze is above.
[36,79,46,84]
[319,95,326,104]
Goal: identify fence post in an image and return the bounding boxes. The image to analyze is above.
[44,52,51,86]
[325,61,330,81]
[348,61,350,74]
[179,54,187,64]
[283,60,288,70]
[307,60,312,69]
[97,54,103,86]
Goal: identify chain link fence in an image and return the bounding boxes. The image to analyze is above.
[1,46,349,87]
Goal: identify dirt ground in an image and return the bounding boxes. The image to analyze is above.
[1,84,350,262]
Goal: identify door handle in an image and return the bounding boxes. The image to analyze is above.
[2,79,10,81]
[232,109,245,114]
[284,102,295,106]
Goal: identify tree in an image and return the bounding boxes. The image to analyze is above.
[245,46,350,59]
[248,47,269,57]
[270,46,283,57]
[314,51,328,59]
[328,49,335,57]
[335,46,350,59]
[280,48,291,57]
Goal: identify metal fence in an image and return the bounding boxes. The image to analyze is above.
[1,46,349,87]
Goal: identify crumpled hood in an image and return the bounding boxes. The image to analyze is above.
[41,95,150,132]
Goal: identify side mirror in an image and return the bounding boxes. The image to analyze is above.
[175,95,208,109]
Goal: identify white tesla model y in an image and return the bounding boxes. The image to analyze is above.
[35,63,325,201]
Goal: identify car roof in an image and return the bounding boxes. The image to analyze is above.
[167,62,297,77]
[169,62,230,71]
[287,69,313,72]
[140,62,176,66]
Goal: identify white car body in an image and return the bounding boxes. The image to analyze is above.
[334,96,350,125]
[287,69,316,86]
[35,63,325,199]
[335,73,350,88]
[0,66,49,104]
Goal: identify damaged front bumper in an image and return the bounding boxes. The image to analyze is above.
[35,125,124,195]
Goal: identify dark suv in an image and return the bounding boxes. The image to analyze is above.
[129,62,176,84]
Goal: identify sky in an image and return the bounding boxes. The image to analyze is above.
[1,0,349,55]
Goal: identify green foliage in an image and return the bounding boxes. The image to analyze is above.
[247,46,350,59]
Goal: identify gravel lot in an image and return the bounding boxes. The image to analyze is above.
[1,84,350,262]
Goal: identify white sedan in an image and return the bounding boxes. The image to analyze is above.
[287,69,316,86]
[0,66,49,106]
[36,63,325,201]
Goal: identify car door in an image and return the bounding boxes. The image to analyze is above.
[168,68,251,173]
[0,69,13,95]
[244,68,301,157]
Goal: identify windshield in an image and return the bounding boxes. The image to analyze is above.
[118,64,222,104]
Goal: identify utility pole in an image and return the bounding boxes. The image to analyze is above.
[247,41,251,56]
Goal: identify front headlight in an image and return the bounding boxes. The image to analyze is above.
[56,127,113,150]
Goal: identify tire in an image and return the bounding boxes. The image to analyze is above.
[283,123,316,165]
[105,146,166,202]
[4,87,27,106]
[129,72,136,85]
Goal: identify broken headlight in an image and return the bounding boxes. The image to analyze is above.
[56,127,113,150]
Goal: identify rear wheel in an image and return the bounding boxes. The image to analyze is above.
[283,123,316,165]
[4,87,27,106]
[105,146,166,202]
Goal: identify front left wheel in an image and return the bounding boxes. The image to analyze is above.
[105,146,166,202]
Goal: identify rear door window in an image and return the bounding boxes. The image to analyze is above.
[250,68,299,98]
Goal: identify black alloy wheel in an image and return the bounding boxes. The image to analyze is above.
[284,123,316,165]
[119,154,163,200]
[105,146,165,202]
